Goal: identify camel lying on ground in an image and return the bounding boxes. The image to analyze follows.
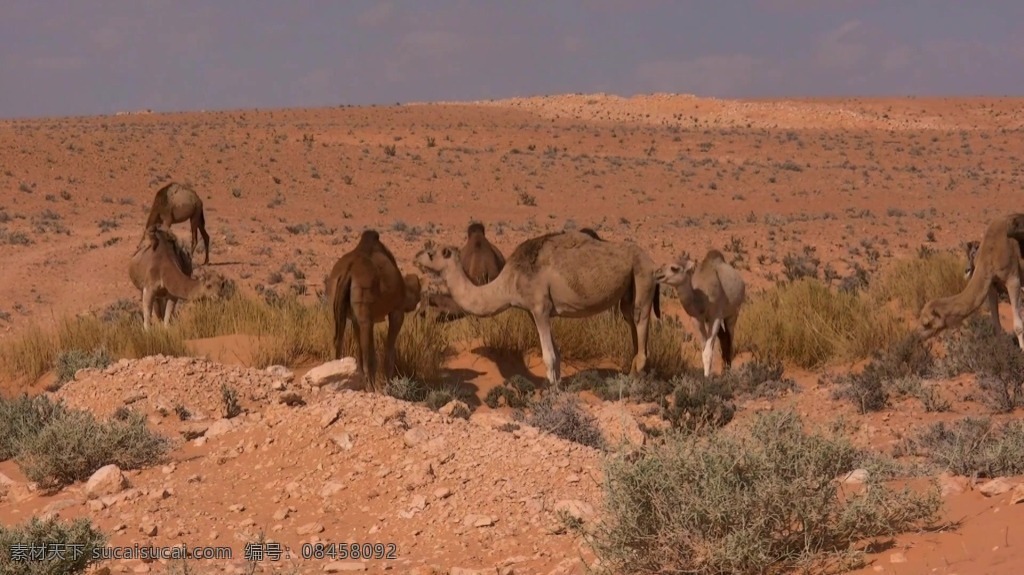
[414,229,660,387]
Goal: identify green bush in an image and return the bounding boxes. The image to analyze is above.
[0,516,106,575]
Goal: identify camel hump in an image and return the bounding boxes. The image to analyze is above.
[1007,213,1024,241]
[467,222,485,237]
[704,249,727,265]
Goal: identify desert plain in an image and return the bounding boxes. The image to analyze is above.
[1,93,1024,574]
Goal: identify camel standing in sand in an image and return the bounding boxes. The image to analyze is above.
[419,222,507,322]
[325,230,414,391]
[963,239,1024,311]
[128,227,229,329]
[140,182,211,265]
[414,230,661,387]
[917,214,1024,349]
[655,249,746,378]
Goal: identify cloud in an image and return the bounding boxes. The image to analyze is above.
[635,54,760,96]
[814,19,867,70]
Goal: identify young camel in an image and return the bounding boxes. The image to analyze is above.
[654,249,746,377]
[325,230,415,392]
[917,213,1024,349]
[128,226,229,329]
[140,182,211,265]
[413,230,661,387]
[418,222,507,322]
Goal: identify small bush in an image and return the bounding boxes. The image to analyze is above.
[484,375,537,408]
[220,384,241,418]
[517,391,604,449]
[0,394,68,461]
[717,354,796,398]
[663,375,735,433]
[0,516,107,575]
[898,417,1024,478]
[15,409,171,491]
[939,315,1024,412]
[587,410,941,574]
[384,376,428,402]
[425,384,473,412]
[830,335,934,414]
[53,347,113,389]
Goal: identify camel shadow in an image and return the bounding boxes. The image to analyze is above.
[436,368,486,408]
[200,260,245,267]
[471,346,549,389]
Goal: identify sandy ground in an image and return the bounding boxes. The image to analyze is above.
[2,93,1024,574]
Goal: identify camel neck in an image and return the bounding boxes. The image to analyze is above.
[443,264,512,316]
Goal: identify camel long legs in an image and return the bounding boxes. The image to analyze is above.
[384,308,404,381]
[700,318,723,378]
[532,309,561,388]
[630,297,651,376]
[1006,274,1024,351]
[142,287,155,331]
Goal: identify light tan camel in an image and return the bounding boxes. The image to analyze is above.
[413,230,661,387]
[418,222,507,322]
[917,213,1024,349]
[140,182,211,265]
[128,226,229,329]
[325,230,412,391]
[654,249,746,377]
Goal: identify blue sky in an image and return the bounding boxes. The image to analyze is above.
[2,0,1022,119]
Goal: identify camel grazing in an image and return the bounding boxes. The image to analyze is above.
[413,230,661,387]
[140,182,211,265]
[654,249,746,378]
[325,230,412,391]
[917,213,1024,349]
[418,222,507,322]
[128,226,229,329]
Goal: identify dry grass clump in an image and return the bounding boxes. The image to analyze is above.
[867,249,966,312]
[1,291,452,385]
[897,417,1024,478]
[0,516,107,575]
[737,278,909,368]
[585,410,942,575]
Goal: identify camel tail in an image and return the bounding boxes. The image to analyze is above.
[653,283,661,320]
[717,321,733,367]
[331,274,352,359]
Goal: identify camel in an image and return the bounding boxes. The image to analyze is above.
[128,226,229,329]
[654,249,746,378]
[325,230,413,391]
[413,229,661,387]
[140,182,211,265]
[917,213,1024,349]
[418,222,507,322]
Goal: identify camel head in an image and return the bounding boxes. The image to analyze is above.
[915,298,956,341]
[402,273,423,313]
[413,243,460,275]
[653,259,696,287]
[963,240,980,280]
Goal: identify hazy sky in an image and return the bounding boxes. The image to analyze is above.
[3,0,1023,119]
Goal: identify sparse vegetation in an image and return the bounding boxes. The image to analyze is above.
[0,516,107,575]
[585,410,942,574]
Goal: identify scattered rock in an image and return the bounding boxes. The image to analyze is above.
[278,391,306,406]
[439,400,471,420]
[323,562,367,572]
[266,365,294,383]
[404,426,430,447]
[303,358,362,390]
[979,477,1015,497]
[841,469,869,484]
[85,465,128,498]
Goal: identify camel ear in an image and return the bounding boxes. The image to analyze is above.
[442,247,453,259]
[683,260,696,273]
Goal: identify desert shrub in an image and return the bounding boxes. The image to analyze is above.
[384,376,428,402]
[220,384,242,418]
[898,417,1024,478]
[424,384,474,412]
[516,391,604,449]
[483,375,537,408]
[717,354,797,398]
[16,409,170,491]
[830,335,937,413]
[868,250,966,313]
[0,394,68,461]
[0,516,106,575]
[587,410,941,575]
[662,375,736,433]
[737,278,909,369]
[939,315,1024,412]
[52,347,113,389]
